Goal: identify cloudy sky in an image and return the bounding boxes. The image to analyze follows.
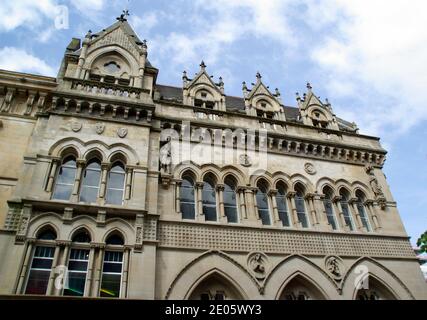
[0,0,426,244]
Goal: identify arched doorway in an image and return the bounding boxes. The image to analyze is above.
[279,275,327,300]
[188,273,245,300]
[355,276,397,300]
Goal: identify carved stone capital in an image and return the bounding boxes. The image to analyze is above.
[101,162,111,170]
[332,195,342,203]
[267,189,278,196]
[195,182,205,189]
[348,197,358,205]
[286,191,296,199]
[56,240,72,247]
[76,158,87,167]
[215,184,225,192]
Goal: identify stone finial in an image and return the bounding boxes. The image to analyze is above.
[296,92,301,101]
[275,88,281,97]
[85,30,92,39]
[256,71,262,81]
[182,70,188,80]
[306,82,312,90]
[200,60,206,71]
[218,76,224,87]
[242,81,248,90]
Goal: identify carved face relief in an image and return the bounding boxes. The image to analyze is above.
[117,127,128,138]
[95,122,105,134]
[239,154,252,167]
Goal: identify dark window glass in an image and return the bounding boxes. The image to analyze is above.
[80,160,101,203]
[106,234,125,245]
[64,249,89,297]
[215,292,225,300]
[200,293,210,300]
[256,182,271,225]
[202,178,217,221]
[180,177,195,220]
[25,246,55,295]
[323,189,337,230]
[52,157,76,200]
[72,230,91,243]
[37,229,57,240]
[100,251,123,298]
[106,163,126,205]
[295,189,308,228]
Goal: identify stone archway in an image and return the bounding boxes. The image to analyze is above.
[188,271,245,300]
[165,251,260,299]
[278,274,327,300]
[355,275,397,300]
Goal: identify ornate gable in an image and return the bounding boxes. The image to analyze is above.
[183,61,226,111]
[242,72,285,121]
[296,83,339,130]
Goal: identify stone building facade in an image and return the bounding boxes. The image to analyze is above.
[0,17,426,300]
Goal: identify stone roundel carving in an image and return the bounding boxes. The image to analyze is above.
[71,121,82,132]
[247,252,269,280]
[95,122,105,134]
[324,255,345,280]
[304,162,316,175]
[239,154,252,167]
[117,127,128,138]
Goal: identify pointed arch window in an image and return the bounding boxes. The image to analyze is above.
[80,159,101,203]
[106,162,126,205]
[276,182,290,227]
[295,185,309,228]
[339,190,354,231]
[202,174,217,221]
[323,187,337,230]
[224,176,238,223]
[63,229,91,297]
[256,180,271,225]
[100,233,125,298]
[24,228,57,295]
[356,191,371,232]
[52,156,77,200]
[180,174,195,220]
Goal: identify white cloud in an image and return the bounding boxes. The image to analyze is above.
[309,0,427,137]
[71,0,105,12]
[0,47,55,76]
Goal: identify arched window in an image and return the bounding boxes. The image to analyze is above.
[339,189,354,231]
[323,186,337,230]
[276,182,290,227]
[224,176,238,223]
[106,162,126,205]
[180,173,195,220]
[80,159,101,203]
[356,191,371,232]
[202,174,217,221]
[52,156,77,200]
[100,233,125,298]
[64,229,91,297]
[256,180,271,225]
[295,184,309,228]
[25,228,57,295]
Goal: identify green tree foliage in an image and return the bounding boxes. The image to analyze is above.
[417,231,427,253]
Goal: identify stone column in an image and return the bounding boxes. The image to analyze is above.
[84,244,97,297]
[244,188,255,220]
[195,182,204,219]
[92,244,105,297]
[121,246,131,298]
[237,187,247,220]
[46,157,61,192]
[53,240,71,296]
[71,159,86,202]
[46,244,61,295]
[366,200,381,231]
[99,162,110,200]
[313,193,331,230]
[268,189,280,224]
[216,184,226,222]
[332,196,347,231]
[175,180,182,214]
[125,167,133,200]
[287,192,300,228]
[15,239,35,294]
[349,198,363,230]
[305,193,319,226]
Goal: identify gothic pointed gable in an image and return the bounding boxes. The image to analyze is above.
[297,83,339,130]
[242,72,285,120]
[182,61,226,111]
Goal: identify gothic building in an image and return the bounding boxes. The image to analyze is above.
[0,16,426,300]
